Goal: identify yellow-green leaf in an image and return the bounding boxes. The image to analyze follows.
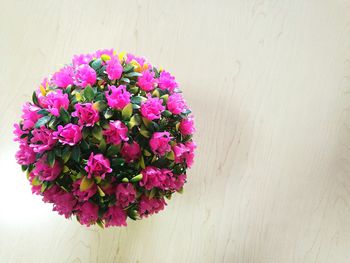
[80,177,94,191]
[121,178,129,183]
[101,54,111,61]
[139,155,145,169]
[140,129,150,138]
[122,103,133,120]
[142,117,152,128]
[166,150,175,161]
[97,185,105,196]
[130,174,143,183]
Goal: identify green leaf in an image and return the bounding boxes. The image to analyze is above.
[34,115,51,128]
[104,108,114,119]
[111,158,125,167]
[98,138,107,152]
[123,64,134,73]
[32,91,40,106]
[149,188,156,199]
[127,209,140,220]
[71,146,81,162]
[37,109,49,115]
[165,150,175,161]
[97,186,105,197]
[106,144,121,157]
[122,103,133,120]
[92,125,103,140]
[121,178,129,183]
[47,151,56,167]
[162,110,172,117]
[59,107,70,124]
[96,219,105,228]
[120,77,130,84]
[125,72,142,78]
[40,182,49,193]
[130,174,143,183]
[93,101,107,112]
[90,58,102,70]
[83,86,94,102]
[140,128,150,138]
[128,114,141,129]
[130,96,145,105]
[80,176,94,191]
[139,155,145,169]
[142,117,152,128]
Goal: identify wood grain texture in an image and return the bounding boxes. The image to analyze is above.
[1,0,350,262]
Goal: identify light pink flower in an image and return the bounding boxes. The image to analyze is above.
[173,141,196,168]
[72,178,97,202]
[85,153,112,179]
[74,64,96,88]
[138,196,166,218]
[120,141,141,163]
[149,132,171,156]
[15,143,36,165]
[103,120,129,145]
[105,85,131,110]
[167,93,187,114]
[179,116,195,135]
[32,156,62,181]
[30,127,57,153]
[44,90,70,116]
[72,53,94,67]
[72,103,99,127]
[115,183,136,208]
[140,166,162,190]
[103,205,127,227]
[52,66,74,88]
[137,70,156,92]
[53,124,82,146]
[140,96,165,120]
[21,103,40,130]
[106,57,123,80]
[158,70,178,92]
[77,202,99,226]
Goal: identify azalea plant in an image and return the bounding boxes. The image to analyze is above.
[13,50,195,227]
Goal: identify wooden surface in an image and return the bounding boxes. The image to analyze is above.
[1,0,350,262]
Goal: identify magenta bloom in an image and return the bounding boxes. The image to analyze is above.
[52,66,74,88]
[42,185,61,203]
[103,205,127,227]
[15,143,36,165]
[77,202,99,226]
[140,96,165,120]
[138,196,166,218]
[94,49,114,58]
[44,90,70,116]
[52,191,77,218]
[137,70,156,92]
[74,64,96,88]
[85,153,112,179]
[72,178,97,202]
[32,156,62,181]
[115,183,136,208]
[30,127,57,153]
[72,103,99,127]
[53,124,82,146]
[106,57,123,80]
[28,172,41,195]
[173,141,196,168]
[179,116,195,135]
[167,93,187,114]
[103,120,129,145]
[21,103,40,130]
[158,70,178,92]
[105,85,131,110]
[140,166,162,190]
[149,132,171,156]
[126,53,146,66]
[120,141,141,163]
[13,124,29,143]
[72,53,94,67]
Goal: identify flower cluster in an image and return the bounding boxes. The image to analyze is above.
[14,50,195,227]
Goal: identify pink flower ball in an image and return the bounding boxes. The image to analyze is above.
[149,131,171,156]
[106,57,123,80]
[103,120,129,145]
[74,64,96,88]
[105,85,131,110]
[140,96,165,120]
[167,93,187,114]
[137,70,157,91]
[53,124,82,146]
[32,156,62,181]
[138,196,166,218]
[179,116,195,135]
[115,183,136,208]
[72,103,99,127]
[85,153,112,179]
[103,205,127,227]
[120,141,141,163]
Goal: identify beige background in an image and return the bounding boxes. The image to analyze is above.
[1,0,350,262]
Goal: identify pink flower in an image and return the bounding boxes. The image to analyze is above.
[72,53,94,67]
[52,66,74,88]
[149,132,171,156]
[52,191,77,218]
[105,85,131,110]
[72,103,99,127]
[13,124,29,142]
[94,49,114,58]
[179,116,195,135]
[77,202,99,226]
[74,64,96,88]
[138,196,166,218]
[15,143,36,165]
[72,178,97,202]
[30,127,57,153]
[32,156,62,181]
[167,93,187,114]
[158,70,177,92]
[42,185,61,203]
[173,174,187,191]
[120,141,141,163]
[106,57,123,80]
[103,120,129,145]
[173,141,196,168]
[126,53,146,66]
[53,124,82,146]
[28,172,41,195]
[115,183,136,208]
[140,96,165,120]
[140,166,162,190]
[85,153,112,179]
[44,90,70,116]
[103,205,127,227]
[137,70,156,91]
[21,103,40,130]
